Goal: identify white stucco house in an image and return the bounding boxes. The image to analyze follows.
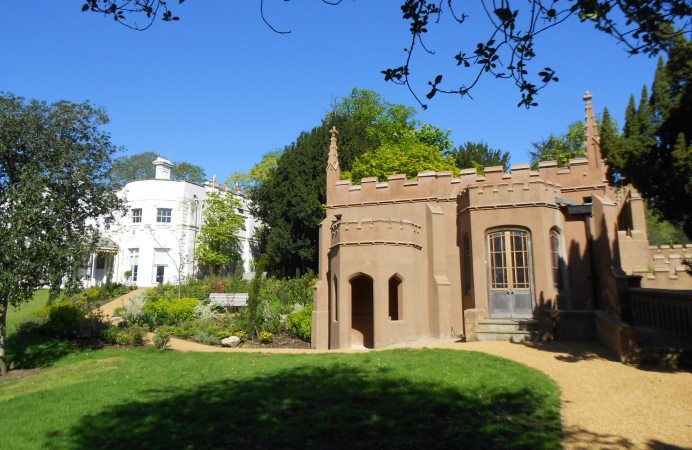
[86,157,260,287]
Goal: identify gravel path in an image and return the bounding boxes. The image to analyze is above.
[96,288,147,319]
[162,337,692,449]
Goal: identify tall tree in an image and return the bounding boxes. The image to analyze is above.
[80,1,690,109]
[110,152,207,187]
[529,121,586,168]
[453,141,510,172]
[250,88,449,275]
[171,162,207,184]
[0,93,122,375]
[195,192,244,276]
[602,37,691,235]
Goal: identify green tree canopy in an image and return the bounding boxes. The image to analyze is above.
[346,143,458,183]
[110,151,207,187]
[529,121,586,168]
[452,141,510,173]
[225,150,281,192]
[251,88,442,275]
[601,36,691,235]
[195,192,245,276]
[0,93,122,375]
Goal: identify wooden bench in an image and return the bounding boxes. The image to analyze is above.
[209,292,249,307]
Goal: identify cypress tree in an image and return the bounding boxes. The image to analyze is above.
[650,57,672,124]
[636,85,657,152]
[600,108,624,183]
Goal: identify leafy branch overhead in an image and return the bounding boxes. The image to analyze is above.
[81,0,690,109]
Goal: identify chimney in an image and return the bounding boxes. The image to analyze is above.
[153,157,173,180]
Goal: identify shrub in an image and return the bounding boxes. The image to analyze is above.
[158,323,196,339]
[44,303,84,338]
[288,304,312,342]
[234,330,247,342]
[40,302,107,340]
[142,297,199,328]
[193,301,217,322]
[193,329,218,345]
[153,328,172,349]
[259,331,273,344]
[122,292,146,323]
[281,272,317,307]
[104,324,146,346]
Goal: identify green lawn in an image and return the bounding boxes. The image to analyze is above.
[0,345,562,449]
[6,290,50,338]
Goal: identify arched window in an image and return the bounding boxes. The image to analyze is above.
[550,229,562,289]
[486,228,533,318]
[388,274,403,321]
[463,234,472,294]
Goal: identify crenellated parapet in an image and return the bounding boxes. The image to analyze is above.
[459,178,562,213]
[328,158,602,209]
[627,244,692,289]
[330,217,423,250]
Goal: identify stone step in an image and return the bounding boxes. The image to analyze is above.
[478,319,537,333]
[477,330,537,343]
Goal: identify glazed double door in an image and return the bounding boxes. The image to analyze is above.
[487,230,533,318]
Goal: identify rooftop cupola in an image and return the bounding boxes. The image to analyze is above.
[153,157,173,180]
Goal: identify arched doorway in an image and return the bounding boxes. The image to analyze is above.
[487,229,534,318]
[350,274,374,348]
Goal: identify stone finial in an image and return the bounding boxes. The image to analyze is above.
[583,91,605,177]
[328,126,340,173]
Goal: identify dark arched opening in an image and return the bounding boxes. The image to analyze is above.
[350,274,374,348]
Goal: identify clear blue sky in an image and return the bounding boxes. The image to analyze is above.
[1,1,660,181]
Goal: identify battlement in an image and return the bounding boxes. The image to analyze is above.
[330,217,423,250]
[459,179,562,212]
[329,158,603,208]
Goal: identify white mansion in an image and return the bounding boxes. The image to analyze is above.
[86,157,260,287]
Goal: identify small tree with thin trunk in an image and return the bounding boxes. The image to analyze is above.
[0,93,122,375]
[195,192,245,276]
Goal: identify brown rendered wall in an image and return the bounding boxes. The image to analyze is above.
[310,94,684,350]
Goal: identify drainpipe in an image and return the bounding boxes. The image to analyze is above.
[192,196,199,277]
[565,202,600,310]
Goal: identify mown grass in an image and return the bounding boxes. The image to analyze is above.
[6,290,50,338]
[0,346,562,450]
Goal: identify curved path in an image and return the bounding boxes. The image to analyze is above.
[162,336,692,449]
[96,288,148,319]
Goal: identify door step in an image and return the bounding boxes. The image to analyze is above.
[477,319,538,342]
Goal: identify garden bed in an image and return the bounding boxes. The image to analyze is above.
[238,332,311,349]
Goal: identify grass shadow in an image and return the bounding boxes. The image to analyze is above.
[5,332,100,371]
[46,363,562,449]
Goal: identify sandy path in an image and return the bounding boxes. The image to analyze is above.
[96,288,148,319]
[161,337,692,449]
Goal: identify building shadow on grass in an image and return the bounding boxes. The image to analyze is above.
[45,364,562,450]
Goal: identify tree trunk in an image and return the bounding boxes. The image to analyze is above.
[0,298,9,376]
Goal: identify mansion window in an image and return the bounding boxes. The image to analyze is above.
[132,208,142,223]
[128,248,139,282]
[156,208,172,223]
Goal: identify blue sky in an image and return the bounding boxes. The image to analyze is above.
[1,1,660,181]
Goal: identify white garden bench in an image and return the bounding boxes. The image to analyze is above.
[208,292,249,307]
